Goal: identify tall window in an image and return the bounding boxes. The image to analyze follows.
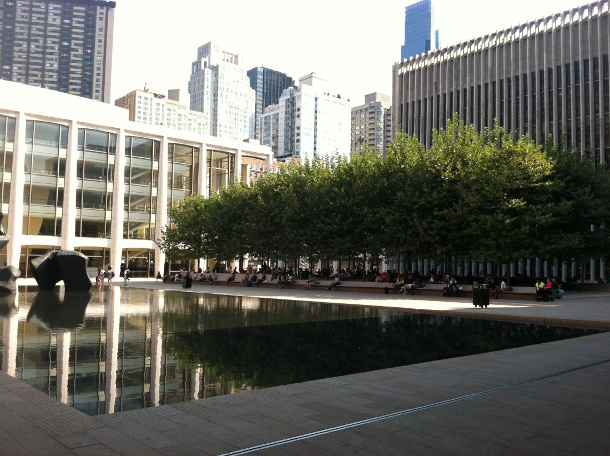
[168,143,199,207]
[123,136,159,240]
[0,115,16,209]
[75,128,116,238]
[23,120,68,236]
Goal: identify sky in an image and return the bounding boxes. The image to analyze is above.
[110,0,586,106]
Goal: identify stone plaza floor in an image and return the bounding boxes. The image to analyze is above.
[1,278,609,455]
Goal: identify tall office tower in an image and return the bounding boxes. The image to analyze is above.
[351,92,392,154]
[260,73,351,161]
[393,1,610,162]
[0,0,115,102]
[247,67,294,140]
[115,88,209,135]
[400,0,439,61]
[188,41,256,140]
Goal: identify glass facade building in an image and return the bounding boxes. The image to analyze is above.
[0,0,115,102]
[247,67,294,140]
[0,80,272,277]
[401,0,440,61]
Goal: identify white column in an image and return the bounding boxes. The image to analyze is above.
[155,136,169,275]
[235,147,242,184]
[1,295,19,376]
[7,112,27,266]
[56,332,71,404]
[150,292,164,407]
[105,286,121,414]
[191,367,202,401]
[109,129,126,272]
[61,120,79,250]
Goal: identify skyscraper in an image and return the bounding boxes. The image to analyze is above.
[400,0,439,61]
[0,0,115,102]
[247,67,294,140]
[188,41,255,140]
[260,73,351,161]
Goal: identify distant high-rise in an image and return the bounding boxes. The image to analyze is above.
[351,93,392,154]
[400,0,439,61]
[188,41,255,140]
[260,73,351,161]
[247,67,294,140]
[0,0,115,102]
[115,88,209,135]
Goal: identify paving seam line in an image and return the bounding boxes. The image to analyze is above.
[219,358,610,455]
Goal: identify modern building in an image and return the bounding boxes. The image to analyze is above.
[115,88,209,135]
[247,67,294,140]
[188,42,256,141]
[392,0,609,282]
[0,0,115,102]
[392,0,610,164]
[260,73,351,161]
[401,0,439,61]
[351,92,393,154]
[0,80,272,277]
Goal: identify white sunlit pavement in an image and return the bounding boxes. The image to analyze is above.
[4,277,610,455]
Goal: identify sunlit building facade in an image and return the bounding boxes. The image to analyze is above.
[0,80,272,276]
[351,92,392,154]
[115,88,209,135]
[188,42,255,140]
[260,73,351,161]
[0,0,115,102]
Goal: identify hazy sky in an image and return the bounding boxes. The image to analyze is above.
[110,0,586,105]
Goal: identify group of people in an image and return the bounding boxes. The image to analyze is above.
[535,277,565,300]
[95,266,115,286]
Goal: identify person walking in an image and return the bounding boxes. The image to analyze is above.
[107,266,114,285]
[123,267,130,286]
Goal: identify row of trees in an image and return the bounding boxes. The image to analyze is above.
[158,118,610,278]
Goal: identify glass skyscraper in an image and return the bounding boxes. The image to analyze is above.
[247,67,294,140]
[0,0,115,102]
[400,0,439,61]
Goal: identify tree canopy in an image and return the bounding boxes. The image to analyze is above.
[158,117,610,276]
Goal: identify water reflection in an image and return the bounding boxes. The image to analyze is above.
[0,287,600,416]
[27,291,91,331]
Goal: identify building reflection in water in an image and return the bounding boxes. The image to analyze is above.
[0,287,600,416]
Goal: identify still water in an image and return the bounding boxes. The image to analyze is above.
[0,286,599,416]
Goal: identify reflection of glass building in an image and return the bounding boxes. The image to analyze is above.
[0,80,272,277]
[0,0,115,102]
[400,0,440,61]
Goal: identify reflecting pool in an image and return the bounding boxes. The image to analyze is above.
[0,287,599,416]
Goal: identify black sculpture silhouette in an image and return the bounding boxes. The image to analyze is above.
[29,249,92,292]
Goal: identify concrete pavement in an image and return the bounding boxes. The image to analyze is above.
[1,278,609,455]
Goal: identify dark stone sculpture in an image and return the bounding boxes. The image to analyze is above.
[30,249,92,292]
[0,212,20,294]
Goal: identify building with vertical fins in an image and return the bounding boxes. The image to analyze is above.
[188,42,256,140]
[401,0,439,61]
[392,0,610,282]
[247,67,294,140]
[0,0,115,102]
[393,1,609,161]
